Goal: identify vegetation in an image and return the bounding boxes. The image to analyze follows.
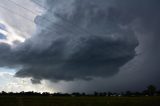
[1,85,159,97]
[0,85,160,106]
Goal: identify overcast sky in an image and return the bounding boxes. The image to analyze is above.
[0,0,160,93]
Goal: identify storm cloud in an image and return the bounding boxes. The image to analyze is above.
[1,0,159,83]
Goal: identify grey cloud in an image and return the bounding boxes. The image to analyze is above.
[31,78,41,84]
[0,0,147,83]
[14,34,138,82]
[0,43,12,66]
[0,0,39,39]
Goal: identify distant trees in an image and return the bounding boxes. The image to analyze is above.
[93,92,107,96]
[1,91,7,95]
[0,85,159,97]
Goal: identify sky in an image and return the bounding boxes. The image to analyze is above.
[0,0,160,93]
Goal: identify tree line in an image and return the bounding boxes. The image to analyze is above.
[0,85,159,97]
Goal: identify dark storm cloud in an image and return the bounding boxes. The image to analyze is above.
[2,0,160,83]
[115,0,160,72]
[0,43,12,66]
[14,33,137,82]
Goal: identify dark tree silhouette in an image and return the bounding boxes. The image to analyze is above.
[94,92,98,96]
[125,91,132,96]
[147,85,157,96]
[0,85,159,97]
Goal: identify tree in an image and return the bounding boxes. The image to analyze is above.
[125,91,132,96]
[94,92,98,96]
[1,91,7,95]
[147,85,156,96]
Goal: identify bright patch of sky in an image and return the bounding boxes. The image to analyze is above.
[0,0,43,45]
[0,21,26,45]
[0,67,15,87]
[0,0,48,92]
[0,67,54,92]
[0,67,16,73]
[0,33,6,39]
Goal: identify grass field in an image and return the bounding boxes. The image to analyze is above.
[0,96,160,106]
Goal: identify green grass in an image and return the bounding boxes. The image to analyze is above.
[0,96,160,106]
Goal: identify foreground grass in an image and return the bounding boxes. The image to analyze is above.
[0,96,160,106]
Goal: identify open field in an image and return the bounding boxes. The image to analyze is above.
[0,96,160,106]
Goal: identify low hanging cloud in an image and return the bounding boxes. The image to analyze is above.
[0,0,149,83]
